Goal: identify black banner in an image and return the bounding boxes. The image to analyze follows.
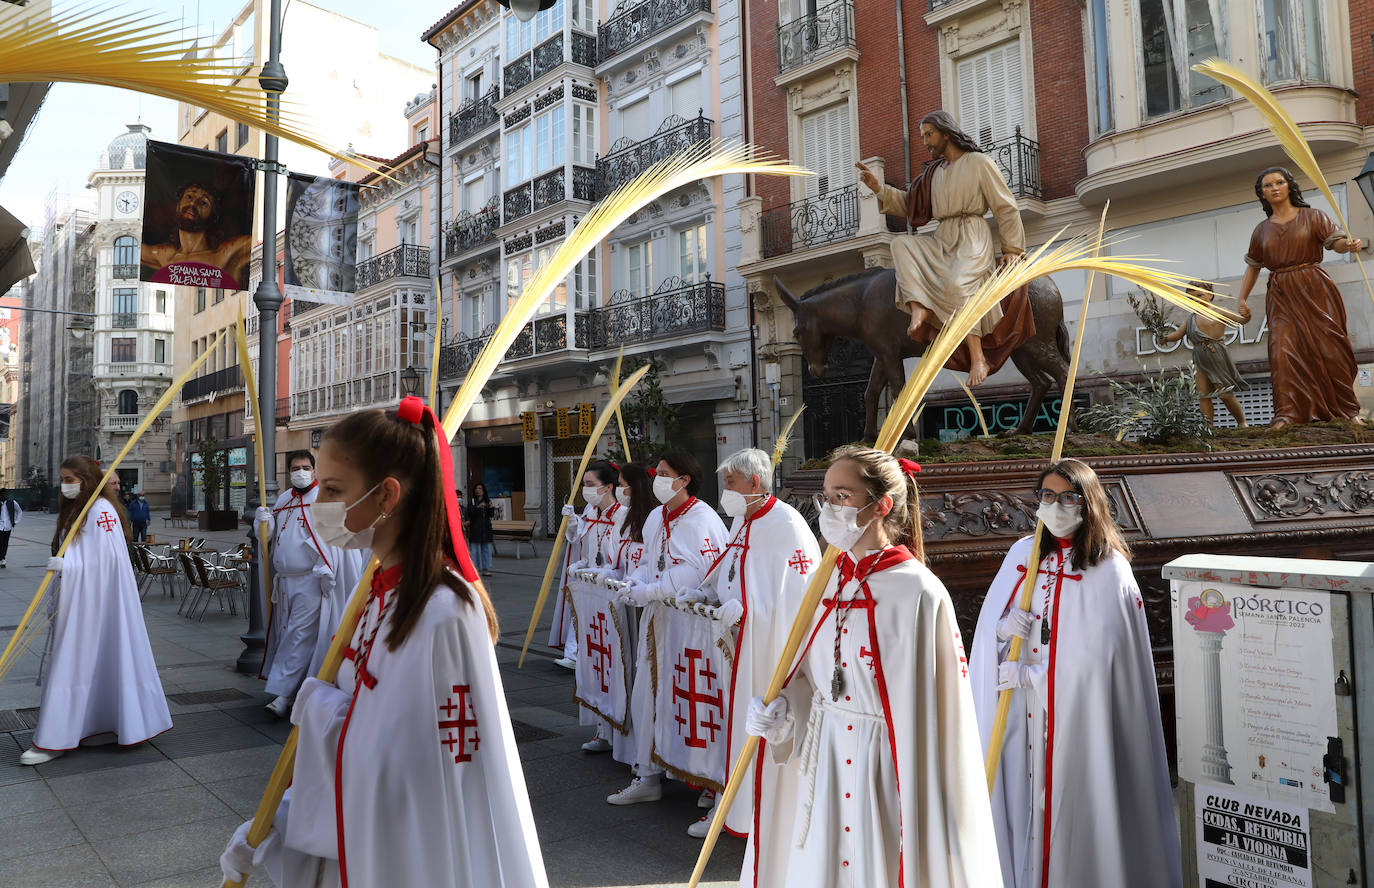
[283,173,359,305]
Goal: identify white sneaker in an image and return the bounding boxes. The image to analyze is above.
[19,747,64,766]
[265,695,292,718]
[553,656,576,670]
[687,816,712,838]
[1,559,7,567]
[606,777,662,805]
[581,736,611,753]
[697,787,717,809]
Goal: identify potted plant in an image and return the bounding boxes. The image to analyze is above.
[197,435,237,531]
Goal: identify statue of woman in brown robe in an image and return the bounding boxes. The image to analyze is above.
[1236,167,1365,429]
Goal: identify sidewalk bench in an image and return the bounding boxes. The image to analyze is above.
[491,520,537,559]
[163,513,199,529]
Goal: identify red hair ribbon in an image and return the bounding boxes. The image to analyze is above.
[647,467,657,477]
[397,395,479,584]
[897,458,922,476]
[608,461,619,471]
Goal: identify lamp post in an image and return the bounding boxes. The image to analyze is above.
[495,0,556,22]
[238,0,288,674]
[400,364,422,398]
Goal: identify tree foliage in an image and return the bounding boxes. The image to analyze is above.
[606,356,680,465]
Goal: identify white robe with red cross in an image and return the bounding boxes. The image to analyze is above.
[626,497,727,774]
[705,496,819,836]
[549,502,619,650]
[261,483,337,697]
[745,548,1001,888]
[970,535,1180,888]
[33,499,172,750]
[267,567,548,888]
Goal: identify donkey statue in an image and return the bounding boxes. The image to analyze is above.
[775,267,1072,440]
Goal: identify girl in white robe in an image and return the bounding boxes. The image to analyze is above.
[744,446,1001,888]
[551,462,621,667]
[21,455,171,765]
[970,458,1180,888]
[220,398,547,888]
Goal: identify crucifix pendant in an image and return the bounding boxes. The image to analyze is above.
[830,665,844,702]
[595,551,604,566]
[657,553,666,571]
[728,562,736,582]
[1040,618,1051,646]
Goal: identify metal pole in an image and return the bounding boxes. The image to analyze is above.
[238,0,288,674]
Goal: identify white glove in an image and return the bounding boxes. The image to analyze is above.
[996,660,1038,691]
[290,677,329,727]
[254,506,272,529]
[561,504,576,518]
[714,598,744,627]
[745,695,794,745]
[46,556,64,574]
[219,818,281,884]
[674,587,709,607]
[568,560,588,573]
[563,515,579,542]
[995,608,1035,643]
[623,579,662,606]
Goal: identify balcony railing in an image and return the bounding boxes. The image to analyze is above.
[599,0,712,63]
[571,31,597,67]
[577,276,725,349]
[533,169,565,212]
[112,312,138,328]
[504,54,533,95]
[293,372,399,420]
[760,185,860,259]
[438,314,573,379]
[113,264,138,279]
[777,0,855,75]
[504,182,533,223]
[182,365,242,402]
[438,325,495,379]
[507,166,598,223]
[532,34,563,81]
[449,86,500,146]
[355,243,429,290]
[446,198,500,259]
[103,414,142,432]
[985,127,1042,199]
[597,112,712,198]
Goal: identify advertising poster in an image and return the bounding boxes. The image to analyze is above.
[1173,580,1337,812]
[141,140,255,290]
[283,172,359,306]
[1196,785,1311,888]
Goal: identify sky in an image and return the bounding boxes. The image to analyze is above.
[0,0,443,231]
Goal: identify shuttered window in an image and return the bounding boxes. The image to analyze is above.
[799,103,851,197]
[956,42,1025,147]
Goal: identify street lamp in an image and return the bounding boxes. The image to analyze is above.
[400,365,422,398]
[66,315,93,339]
[496,0,556,22]
[1355,151,1374,220]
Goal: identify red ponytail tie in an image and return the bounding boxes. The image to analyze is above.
[647,467,657,477]
[897,458,922,476]
[396,396,479,584]
[608,461,619,471]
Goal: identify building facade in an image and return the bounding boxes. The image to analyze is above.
[0,286,23,486]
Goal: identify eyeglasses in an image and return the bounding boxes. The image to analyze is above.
[1033,488,1084,507]
[812,492,868,512]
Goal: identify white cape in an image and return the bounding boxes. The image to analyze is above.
[970,536,1181,888]
[261,484,335,696]
[34,499,171,750]
[550,502,616,648]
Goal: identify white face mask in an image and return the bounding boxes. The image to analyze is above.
[311,482,383,550]
[583,484,608,509]
[60,481,82,500]
[653,474,682,505]
[720,489,764,518]
[290,468,314,490]
[817,503,873,554]
[1036,501,1083,539]
[615,487,632,508]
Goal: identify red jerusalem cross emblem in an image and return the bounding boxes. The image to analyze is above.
[96,513,118,533]
[584,611,614,694]
[700,539,721,560]
[788,550,812,575]
[437,684,480,763]
[672,648,724,749]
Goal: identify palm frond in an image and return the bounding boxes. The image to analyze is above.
[612,347,632,461]
[771,406,806,468]
[950,373,990,438]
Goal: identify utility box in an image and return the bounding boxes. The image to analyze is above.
[1164,554,1370,888]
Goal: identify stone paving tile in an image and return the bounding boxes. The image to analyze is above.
[45,761,194,808]
[200,775,270,820]
[172,746,282,785]
[0,778,60,817]
[0,842,115,888]
[91,814,243,886]
[0,807,86,862]
[67,784,234,843]
[126,864,224,888]
[30,741,168,779]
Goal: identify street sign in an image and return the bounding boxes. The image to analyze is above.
[521,412,537,442]
[556,407,570,439]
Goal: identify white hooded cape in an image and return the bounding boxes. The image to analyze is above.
[34,499,172,750]
[261,483,336,696]
[550,502,617,648]
[970,536,1181,888]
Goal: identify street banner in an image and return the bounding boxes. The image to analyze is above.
[283,172,360,306]
[567,573,634,733]
[1173,580,1338,813]
[1195,784,1312,888]
[140,140,254,291]
[651,600,735,791]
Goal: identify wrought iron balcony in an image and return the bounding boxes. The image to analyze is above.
[504,54,532,95]
[984,127,1042,199]
[777,0,855,75]
[532,34,564,81]
[505,182,533,224]
[112,312,137,328]
[572,31,597,67]
[355,244,430,290]
[760,185,860,259]
[113,264,139,279]
[445,198,500,259]
[577,276,725,350]
[449,86,500,146]
[182,365,242,402]
[438,325,495,379]
[438,314,572,379]
[599,0,712,64]
[573,166,598,202]
[533,169,565,212]
[597,112,712,199]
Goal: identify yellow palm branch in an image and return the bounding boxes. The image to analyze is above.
[951,372,991,438]
[612,346,633,461]
[771,405,806,468]
[233,309,273,633]
[429,279,442,405]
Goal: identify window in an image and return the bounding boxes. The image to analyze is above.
[215,129,228,153]
[572,0,594,30]
[625,240,653,299]
[213,288,225,304]
[505,126,533,186]
[534,107,566,175]
[536,244,567,314]
[400,218,419,245]
[111,338,136,363]
[1087,0,1113,135]
[957,43,1024,147]
[669,74,702,121]
[195,287,206,313]
[467,290,485,336]
[155,290,167,313]
[1137,0,1225,118]
[535,0,562,44]
[1260,0,1325,83]
[618,96,651,142]
[572,104,597,166]
[799,104,851,197]
[118,390,138,415]
[113,235,138,268]
[574,253,598,309]
[463,176,486,212]
[506,253,534,312]
[678,224,708,283]
[359,238,374,261]
[154,338,166,364]
[467,71,484,102]
[418,125,429,143]
[113,288,137,321]
[236,122,250,148]
[506,14,533,57]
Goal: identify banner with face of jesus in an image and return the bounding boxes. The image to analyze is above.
[140,140,255,291]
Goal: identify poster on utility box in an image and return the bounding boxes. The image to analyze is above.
[1196,784,1311,888]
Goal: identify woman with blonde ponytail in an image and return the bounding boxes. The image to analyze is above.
[743,446,1000,888]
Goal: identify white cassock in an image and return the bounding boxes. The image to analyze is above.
[970,536,1180,888]
[745,547,1001,888]
[260,565,548,888]
[573,503,638,761]
[549,502,614,651]
[308,546,370,678]
[34,499,172,750]
[706,496,819,836]
[261,483,335,698]
[627,498,727,774]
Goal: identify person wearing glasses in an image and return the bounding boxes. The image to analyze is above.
[743,446,999,887]
[969,459,1180,888]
